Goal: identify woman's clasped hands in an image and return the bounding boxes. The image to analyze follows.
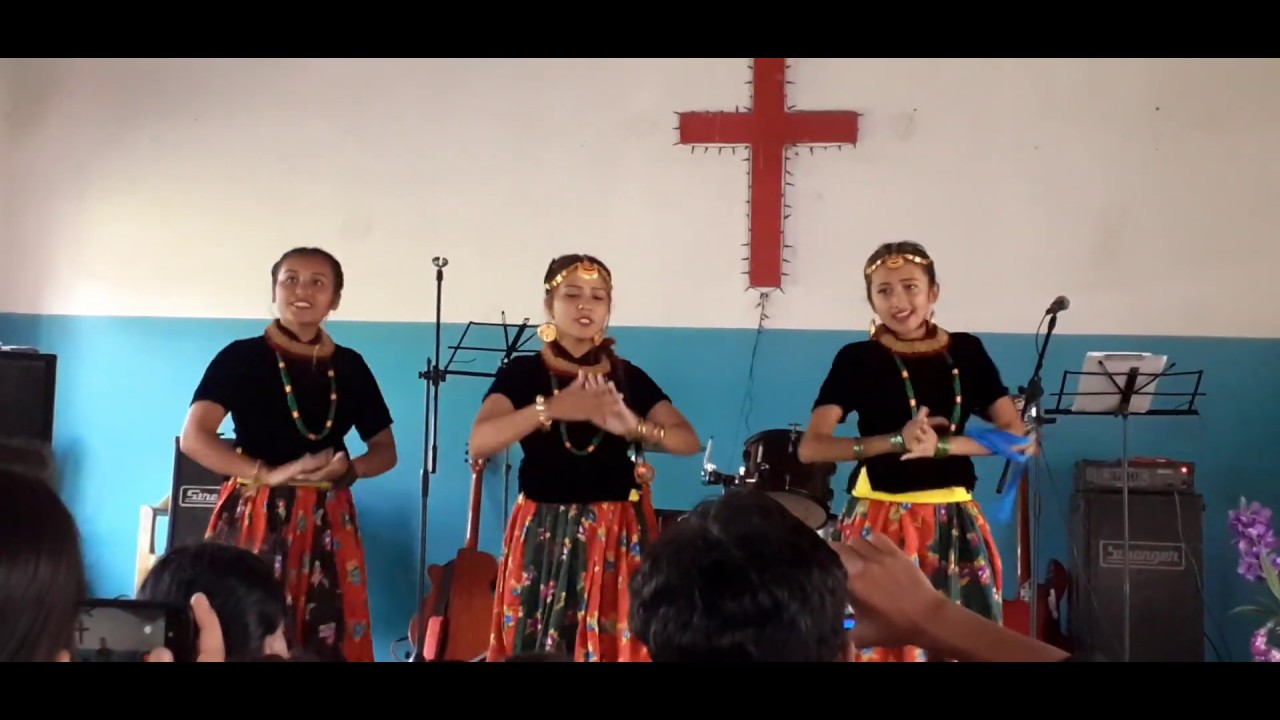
[546,370,639,439]
[899,406,949,461]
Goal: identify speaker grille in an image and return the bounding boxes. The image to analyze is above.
[0,351,56,443]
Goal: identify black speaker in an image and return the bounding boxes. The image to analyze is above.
[0,350,56,444]
[168,436,234,552]
[1068,489,1206,662]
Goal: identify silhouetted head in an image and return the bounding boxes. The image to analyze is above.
[631,490,850,662]
[0,439,87,662]
[139,542,288,661]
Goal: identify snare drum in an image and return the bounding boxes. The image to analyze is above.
[724,428,837,529]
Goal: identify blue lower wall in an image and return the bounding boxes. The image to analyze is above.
[0,311,1272,661]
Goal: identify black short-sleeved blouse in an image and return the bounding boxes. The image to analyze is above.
[811,332,1009,494]
[484,353,671,504]
[191,336,394,468]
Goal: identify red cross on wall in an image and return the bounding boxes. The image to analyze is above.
[678,58,860,289]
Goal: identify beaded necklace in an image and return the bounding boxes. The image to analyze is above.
[872,323,962,433]
[276,353,338,441]
[891,352,962,433]
[548,371,604,455]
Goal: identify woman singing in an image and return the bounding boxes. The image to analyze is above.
[798,241,1029,662]
[469,253,701,662]
[179,247,398,662]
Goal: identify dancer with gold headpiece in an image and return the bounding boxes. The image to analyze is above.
[798,241,1031,662]
[469,253,702,662]
[180,247,398,663]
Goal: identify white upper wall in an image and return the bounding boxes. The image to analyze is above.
[2,58,1277,337]
[0,59,11,267]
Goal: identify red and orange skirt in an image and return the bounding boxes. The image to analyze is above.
[205,477,375,662]
[837,469,1004,662]
[485,487,658,662]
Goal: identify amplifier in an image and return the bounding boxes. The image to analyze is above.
[1074,458,1195,494]
[0,350,57,444]
[1068,489,1205,661]
[167,436,233,551]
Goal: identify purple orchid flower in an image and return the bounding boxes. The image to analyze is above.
[1251,621,1280,662]
[1230,498,1280,661]
[1229,499,1280,581]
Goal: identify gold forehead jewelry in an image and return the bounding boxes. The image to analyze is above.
[545,260,613,291]
[864,253,931,276]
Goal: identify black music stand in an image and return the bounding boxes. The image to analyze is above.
[411,256,539,662]
[1047,352,1205,662]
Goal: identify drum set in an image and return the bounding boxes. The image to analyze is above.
[700,424,840,537]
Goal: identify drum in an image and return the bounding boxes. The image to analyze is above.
[723,428,837,529]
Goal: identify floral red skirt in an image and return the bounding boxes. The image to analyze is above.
[486,489,658,662]
[205,480,375,662]
[838,496,1003,662]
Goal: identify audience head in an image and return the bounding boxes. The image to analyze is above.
[0,439,87,662]
[630,489,851,662]
[138,541,288,661]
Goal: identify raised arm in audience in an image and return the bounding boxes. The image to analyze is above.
[831,532,1071,662]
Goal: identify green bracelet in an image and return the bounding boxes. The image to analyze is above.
[889,432,905,452]
[935,438,951,458]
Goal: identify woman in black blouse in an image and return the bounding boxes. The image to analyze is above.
[798,241,1030,662]
[179,247,397,662]
[469,253,701,661]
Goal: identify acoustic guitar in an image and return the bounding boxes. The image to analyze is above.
[408,447,500,661]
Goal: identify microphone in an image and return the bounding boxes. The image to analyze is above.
[1045,295,1069,315]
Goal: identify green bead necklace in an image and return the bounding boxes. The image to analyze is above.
[548,371,603,456]
[276,352,337,441]
[892,352,962,433]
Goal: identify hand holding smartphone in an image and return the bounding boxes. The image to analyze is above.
[75,598,197,662]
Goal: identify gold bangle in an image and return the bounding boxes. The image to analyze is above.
[534,395,552,430]
[636,421,665,445]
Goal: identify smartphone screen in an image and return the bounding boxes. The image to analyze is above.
[75,599,194,662]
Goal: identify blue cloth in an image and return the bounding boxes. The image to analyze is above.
[965,425,1033,464]
[965,424,1033,524]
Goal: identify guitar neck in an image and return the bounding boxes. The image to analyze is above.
[1016,464,1031,589]
[1014,398,1034,591]
[465,458,486,551]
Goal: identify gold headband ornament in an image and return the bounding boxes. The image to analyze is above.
[545,259,612,291]
[864,252,931,276]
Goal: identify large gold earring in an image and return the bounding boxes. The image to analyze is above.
[869,317,877,337]
[592,332,603,346]
[538,322,557,343]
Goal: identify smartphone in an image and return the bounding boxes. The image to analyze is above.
[75,598,196,662]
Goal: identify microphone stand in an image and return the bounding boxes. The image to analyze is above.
[408,257,535,662]
[995,302,1063,641]
[412,256,448,663]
